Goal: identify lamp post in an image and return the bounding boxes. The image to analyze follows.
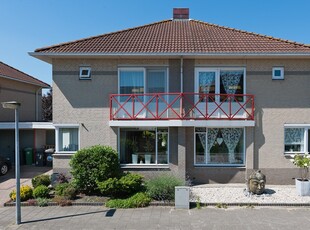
[2,101,21,225]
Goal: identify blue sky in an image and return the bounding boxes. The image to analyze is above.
[1,0,310,86]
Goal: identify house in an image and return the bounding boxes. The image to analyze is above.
[0,61,54,165]
[30,8,310,184]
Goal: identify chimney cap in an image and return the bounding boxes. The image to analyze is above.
[173,8,189,20]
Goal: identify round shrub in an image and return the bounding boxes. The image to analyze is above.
[97,173,144,198]
[145,174,183,201]
[32,175,51,188]
[70,145,120,194]
[10,185,33,201]
[33,185,49,198]
[55,183,77,200]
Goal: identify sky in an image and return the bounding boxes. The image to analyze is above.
[1,0,310,87]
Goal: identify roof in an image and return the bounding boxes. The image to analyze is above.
[0,61,50,88]
[33,19,310,55]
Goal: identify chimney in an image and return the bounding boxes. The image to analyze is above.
[173,8,189,20]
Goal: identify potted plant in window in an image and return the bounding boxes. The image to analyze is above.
[131,137,139,164]
[143,131,154,164]
[291,153,310,196]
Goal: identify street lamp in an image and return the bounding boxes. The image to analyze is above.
[2,101,21,225]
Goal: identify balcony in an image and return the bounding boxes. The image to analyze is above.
[110,93,254,121]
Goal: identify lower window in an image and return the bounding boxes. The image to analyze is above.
[119,127,168,165]
[58,128,79,152]
[284,127,309,153]
[195,127,245,165]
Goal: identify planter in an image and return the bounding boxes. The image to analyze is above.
[145,154,151,164]
[295,178,310,196]
[132,154,138,164]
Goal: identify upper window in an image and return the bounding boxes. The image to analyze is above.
[195,68,245,102]
[284,127,308,153]
[57,128,79,152]
[272,67,284,80]
[119,68,167,95]
[79,67,91,79]
[119,127,169,165]
[195,127,245,166]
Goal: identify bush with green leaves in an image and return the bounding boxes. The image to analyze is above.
[105,192,151,208]
[97,173,144,198]
[55,183,77,200]
[32,175,51,188]
[36,198,49,207]
[70,145,120,194]
[145,174,184,201]
[10,185,33,201]
[33,185,49,198]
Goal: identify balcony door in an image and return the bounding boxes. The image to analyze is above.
[195,68,245,119]
[118,68,167,119]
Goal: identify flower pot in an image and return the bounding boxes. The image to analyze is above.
[295,178,310,196]
[132,154,138,164]
[145,154,151,164]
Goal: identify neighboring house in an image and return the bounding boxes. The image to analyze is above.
[0,61,54,165]
[30,8,310,184]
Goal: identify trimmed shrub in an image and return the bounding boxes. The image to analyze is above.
[10,185,33,202]
[32,175,51,188]
[105,192,151,208]
[145,174,184,201]
[55,183,77,200]
[97,173,144,198]
[70,145,120,194]
[33,185,49,198]
[52,196,73,206]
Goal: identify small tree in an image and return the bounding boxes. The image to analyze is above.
[42,89,52,121]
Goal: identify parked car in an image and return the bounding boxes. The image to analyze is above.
[0,156,12,176]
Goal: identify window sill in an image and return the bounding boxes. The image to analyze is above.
[54,152,76,156]
[120,164,169,169]
[194,164,245,168]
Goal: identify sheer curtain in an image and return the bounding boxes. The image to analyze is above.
[206,128,219,163]
[220,71,243,95]
[285,128,304,151]
[147,70,166,93]
[221,128,243,163]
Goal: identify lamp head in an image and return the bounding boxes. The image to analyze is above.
[1,101,21,110]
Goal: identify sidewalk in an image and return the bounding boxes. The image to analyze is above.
[1,205,310,229]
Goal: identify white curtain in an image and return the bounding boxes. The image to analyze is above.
[199,72,215,94]
[206,128,219,163]
[285,128,304,151]
[147,70,166,93]
[220,71,242,95]
[221,128,243,163]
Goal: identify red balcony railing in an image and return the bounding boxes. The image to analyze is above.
[110,93,254,120]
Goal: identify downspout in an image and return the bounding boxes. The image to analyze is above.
[180,56,183,93]
[35,88,42,121]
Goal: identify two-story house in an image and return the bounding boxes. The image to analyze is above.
[30,8,310,184]
[0,61,54,165]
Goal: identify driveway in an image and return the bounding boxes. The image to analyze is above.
[0,166,52,206]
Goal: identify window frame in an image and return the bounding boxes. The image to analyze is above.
[284,125,309,154]
[272,67,284,80]
[79,67,91,80]
[194,127,246,167]
[118,127,169,166]
[195,67,246,102]
[55,124,80,154]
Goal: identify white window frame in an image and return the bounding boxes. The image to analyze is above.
[118,67,169,94]
[284,124,309,154]
[118,127,170,167]
[195,67,246,101]
[79,67,91,79]
[54,124,80,154]
[272,67,284,80]
[194,127,246,167]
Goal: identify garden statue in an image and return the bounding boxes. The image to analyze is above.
[247,170,266,195]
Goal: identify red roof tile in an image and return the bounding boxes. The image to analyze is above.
[34,19,310,54]
[0,61,50,87]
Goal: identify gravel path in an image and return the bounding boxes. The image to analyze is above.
[190,184,310,204]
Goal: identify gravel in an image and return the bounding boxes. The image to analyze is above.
[190,184,310,204]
